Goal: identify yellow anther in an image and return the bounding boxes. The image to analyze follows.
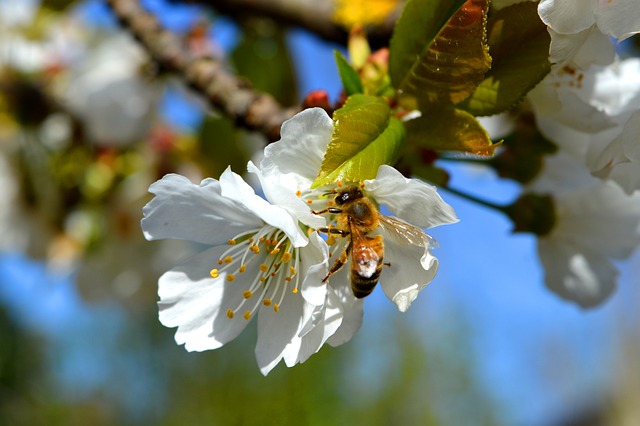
[292,287,298,294]
[270,248,280,255]
[307,199,313,204]
[260,276,266,282]
[217,259,223,265]
[259,237,265,242]
[239,265,247,273]
[227,239,236,245]
[243,310,252,320]
[273,304,280,313]
[281,252,292,262]
[224,256,233,264]
[296,190,302,196]
[285,276,293,282]
[250,245,260,254]
[226,274,236,282]
[210,269,219,279]
[337,181,343,188]
[263,299,272,306]
[226,309,234,319]
[243,290,253,299]
[259,264,269,272]
[289,266,297,275]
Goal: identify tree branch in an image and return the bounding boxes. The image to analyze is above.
[189,0,399,48]
[106,0,300,141]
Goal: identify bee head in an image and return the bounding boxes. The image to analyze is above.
[335,186,364,205]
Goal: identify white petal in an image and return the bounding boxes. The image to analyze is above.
[538,0,596,34]
[247,161,326,229]
[299,231,330,306]
[538,240,618,308]
[604,162,640,194]
[254,290,306,376]
[364,165,458,229]
[295,289,344,363]
[595,0,640,41]
[623,111,640,162]
[158,246,252,351]
[141,174,261,245]
[380,232,438,312]
[260,108,334,189]
[548,26,615,70]
[218,167,308,247]
[326,271,364,347]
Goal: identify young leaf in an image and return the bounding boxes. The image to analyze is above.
[390,0,491,109]
[458,2,552,116]
[405,108,498,156]
[312,95,405,188]
[334,50,364,96]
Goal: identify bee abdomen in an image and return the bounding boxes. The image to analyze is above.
[351,270,381,298]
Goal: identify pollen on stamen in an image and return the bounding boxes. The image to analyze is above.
[259,263,269,272]
[289,266,297,276]
[307,199,313,205]
[259,237,265,242]
[291,286,298,293]
[263,298,272,306]
[210,269,219,278]
[296,190,302,197]
[238,265,247,273]
[250,245,260,254]
[273,304,280,313]
[260,276,267,282]
[270,248,280,255]
[243,290,253,299]
[224,256,233,264]
[217,259,223,265]
[226,309,234,319]
[285,276,293,282]
[226,274,236,282]
[227,239,236,245]
[243,310,252,320]
[281,252,292,262]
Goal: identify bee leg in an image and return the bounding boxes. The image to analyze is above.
[311,207,343,215]
[383,262,391,267]
[317,227,349,236]
[322,241,352,283]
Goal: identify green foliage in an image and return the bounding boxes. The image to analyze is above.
[405,108,497,156]
[390,0,491,110]
[312,95,405,188]
[334,50,364,96]
[458,2,552,116]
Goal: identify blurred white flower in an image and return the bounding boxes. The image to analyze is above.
[258,108,458,314]
[538,0,640,41]
[530,149,640,308]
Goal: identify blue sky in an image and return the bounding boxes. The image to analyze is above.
[2,1,638,424]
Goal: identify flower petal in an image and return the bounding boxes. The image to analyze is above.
[254,289,306,375]
[218,167,308,247]
[299,231,330,306]
[142,174,261,245]
[548,26,615,70]
[364,165,458,229]
[379,232,438,312]
[248,161,326,229]
[537,240,618,308]
[158,246,253,351]
[538,0,596,34]
[260,108,334,189]
[326,270,364,347]
[595,0,640,41]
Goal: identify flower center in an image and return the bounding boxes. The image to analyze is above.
[210,226,301,321]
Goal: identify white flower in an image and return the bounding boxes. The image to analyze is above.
[538,0,640,41]
[530,150,640,308]
[141,167,336,375]
[257,108,459,317]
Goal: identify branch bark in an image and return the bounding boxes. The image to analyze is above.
[106,0,300,141]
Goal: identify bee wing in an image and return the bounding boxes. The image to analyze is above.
[378,215,438,248]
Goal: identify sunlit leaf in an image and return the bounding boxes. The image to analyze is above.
[405,108,497,156]
[458,2,552,116]
[390,0,491,109]
[312,95,405,188]
[334,50,364,96]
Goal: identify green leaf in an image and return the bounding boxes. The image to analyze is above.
[405,108,498,156]
[458,2,552,116]
[312,95,405,188]
[334,50,364,96]
[390,0,491,109]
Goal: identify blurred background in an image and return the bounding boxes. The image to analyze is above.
[1,0,639,425]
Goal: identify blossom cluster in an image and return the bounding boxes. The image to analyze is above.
[524,1,640,307]
[141,108,458,374]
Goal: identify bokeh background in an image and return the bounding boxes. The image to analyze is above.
[1,0,639,425]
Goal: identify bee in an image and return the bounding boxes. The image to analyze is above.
[313,185,430,298]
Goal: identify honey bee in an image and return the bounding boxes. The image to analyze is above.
[313,185,430,298]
